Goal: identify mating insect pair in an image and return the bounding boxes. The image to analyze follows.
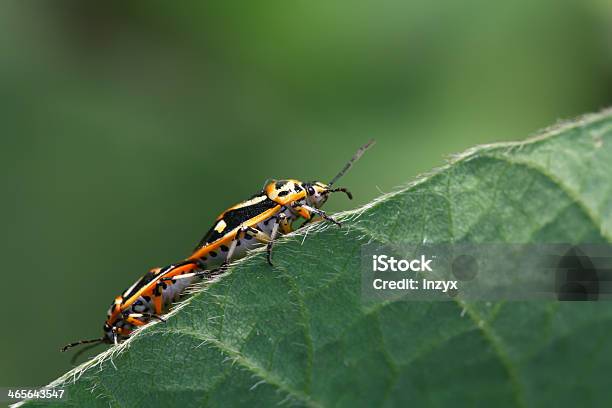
[61,140,375,352]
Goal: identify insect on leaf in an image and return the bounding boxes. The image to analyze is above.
[21,109,612,408]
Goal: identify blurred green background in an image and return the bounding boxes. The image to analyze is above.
[1,0,610,388]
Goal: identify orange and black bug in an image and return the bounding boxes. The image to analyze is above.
[62,140,374,351]
[188,139,375,268]
[61,260,217,351]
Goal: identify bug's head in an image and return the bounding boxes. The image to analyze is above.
[104,298,136,344]
[102,322,116,343]
[61,299,127,352]
[103,320,131,343]
[302,181,352,209]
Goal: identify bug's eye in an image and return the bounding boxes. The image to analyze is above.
[307,186,315,196]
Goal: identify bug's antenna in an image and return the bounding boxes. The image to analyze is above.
[328,139,376,186]
[61,337,105,352]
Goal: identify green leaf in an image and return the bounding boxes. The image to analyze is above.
[23,110,612,408]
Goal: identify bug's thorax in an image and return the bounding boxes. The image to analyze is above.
[264,179,330,209]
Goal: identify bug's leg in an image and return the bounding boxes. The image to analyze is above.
[219,226,248,271]
[274,206,292,234]
[219,224,277,269]
[291,204,313,220]
[166,268,219,281]
[295,204,342,227]
[298,215,316,229]
[202,267,224,278]
[123,315,148,327]
[201,227,248,276]
[244,226,273,243]
[178,267,224,281]
[125,313,165,323]
[152,280,166,315]
[164,259,223,281]
[241,225,290,266]
[266,213,287,266]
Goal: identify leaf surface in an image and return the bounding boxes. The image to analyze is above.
[23,110,612,408]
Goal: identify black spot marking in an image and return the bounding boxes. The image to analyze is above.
[278,190,289,197]
[210,251,218,257]
[143,296,151,302]
[244,234,252,240]
[294,184,303,192]
[236,240,241,246]
[220,245,229,252]
[275,180,288,189]
[263,219,269,226]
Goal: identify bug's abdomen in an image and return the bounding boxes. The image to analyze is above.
[161,276,198,305]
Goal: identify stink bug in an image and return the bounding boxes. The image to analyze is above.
[187,139,375,267]
[61,260,215,351]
